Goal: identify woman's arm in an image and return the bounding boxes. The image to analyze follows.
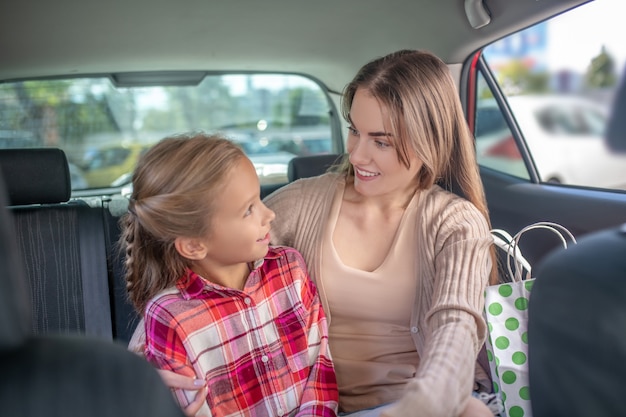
[384,198,492,417]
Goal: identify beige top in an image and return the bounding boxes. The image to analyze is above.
[322,180,420,411]
[264,173,492,417]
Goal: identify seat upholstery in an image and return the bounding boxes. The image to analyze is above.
[0,169,186,417]
[528,227,626,416]
[1,335,187,417]
[287,153,342,182]
[0,177,31,350]
[0,148,112,339]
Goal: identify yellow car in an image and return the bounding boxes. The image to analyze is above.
[81,143,152,188]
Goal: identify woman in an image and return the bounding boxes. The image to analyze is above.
[263,49,496,417]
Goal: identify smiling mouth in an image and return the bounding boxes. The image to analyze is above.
[355,167,379,177]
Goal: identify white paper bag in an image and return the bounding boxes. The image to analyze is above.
[484,278,534,417]
[485,222,576,417]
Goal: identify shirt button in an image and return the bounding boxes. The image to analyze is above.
[277,409,284,416]
[261,355,269,363]
[411,326,419,333]
[244,298,252,305]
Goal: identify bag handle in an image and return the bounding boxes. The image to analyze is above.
[508,221,577,282]
[491,228,532,280]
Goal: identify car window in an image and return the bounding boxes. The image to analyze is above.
[477,0,626,190]
[474,73,529,180]
[0,74,336,191]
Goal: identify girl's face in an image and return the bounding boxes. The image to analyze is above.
[347,88,423,198]
[202,156,275,267]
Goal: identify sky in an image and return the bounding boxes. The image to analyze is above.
[547,0,625,74]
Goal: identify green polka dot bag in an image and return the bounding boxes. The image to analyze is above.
[485,222,576,417]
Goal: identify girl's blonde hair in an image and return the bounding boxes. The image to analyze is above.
[340,49,498,283]
[120,132,246,313]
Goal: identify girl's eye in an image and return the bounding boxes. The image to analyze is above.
[244,205,253,217]
[348,126,358,136]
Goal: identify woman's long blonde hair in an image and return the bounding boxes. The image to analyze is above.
[340,49,498,283]
[120,132,246,313]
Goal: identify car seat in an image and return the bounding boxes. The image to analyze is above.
[287,153,342,182]
[0,168,185,417]
[0,148,112,338]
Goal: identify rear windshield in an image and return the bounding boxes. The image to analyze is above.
[0,73,335,190]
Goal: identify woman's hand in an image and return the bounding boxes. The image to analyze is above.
[157,369,207,417]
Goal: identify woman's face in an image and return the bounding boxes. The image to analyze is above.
[346,88,423,198]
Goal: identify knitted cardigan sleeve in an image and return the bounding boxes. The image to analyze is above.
[383,188,493,417]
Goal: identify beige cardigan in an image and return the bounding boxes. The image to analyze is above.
[263,173,492,417]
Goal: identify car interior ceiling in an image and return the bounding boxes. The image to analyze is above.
[0,0,590,91]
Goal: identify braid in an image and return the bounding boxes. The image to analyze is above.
[120,202,188,315]
[120,210,142,313]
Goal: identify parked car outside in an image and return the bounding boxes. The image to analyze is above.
[270,129,334,156]
[79,142,153,188]
[226,132,297,185]
[476,94,626,189]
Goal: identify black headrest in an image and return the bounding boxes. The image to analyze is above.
[0,170,32,350]
[287,154,342,182]
[0,148,71,206]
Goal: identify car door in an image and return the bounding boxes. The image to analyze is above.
[465,0,626,267]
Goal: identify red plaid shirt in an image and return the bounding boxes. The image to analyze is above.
[145,246,338,417]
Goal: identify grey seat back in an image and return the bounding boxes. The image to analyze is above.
[0,167,186,417]
[287,153,342,182]
[0,177,31,350]
[0,148,112,339]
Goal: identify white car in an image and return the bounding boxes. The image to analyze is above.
[476,94,626,189]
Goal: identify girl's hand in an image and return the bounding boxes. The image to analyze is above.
[157,369,207,417]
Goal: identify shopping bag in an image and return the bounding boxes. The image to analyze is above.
[484,222,576,417]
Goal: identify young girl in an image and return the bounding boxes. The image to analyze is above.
[120,132,338,416]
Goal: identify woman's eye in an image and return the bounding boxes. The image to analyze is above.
[374,140,391,149]
[348,126,358,136]
[244,205,253,217]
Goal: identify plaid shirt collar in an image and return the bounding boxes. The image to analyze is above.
[176,247,282,300]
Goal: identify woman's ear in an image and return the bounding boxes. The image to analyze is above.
[174,236,207,260]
